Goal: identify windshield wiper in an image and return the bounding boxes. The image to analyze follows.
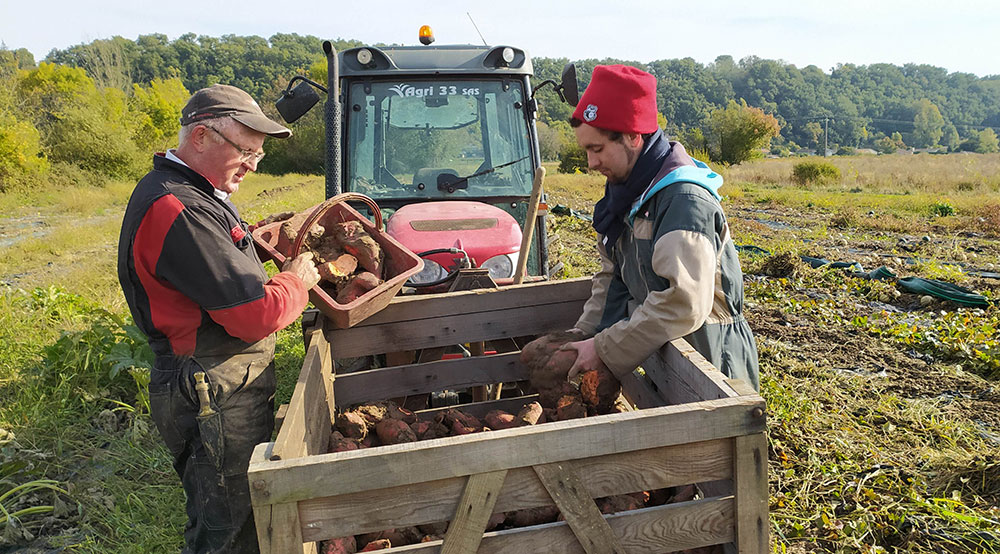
[437,155,530,192]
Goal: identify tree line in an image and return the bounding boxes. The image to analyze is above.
[2,33,999,190]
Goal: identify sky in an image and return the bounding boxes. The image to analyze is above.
[2,0,999,77]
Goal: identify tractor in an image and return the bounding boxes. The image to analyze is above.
[274,26,577,290]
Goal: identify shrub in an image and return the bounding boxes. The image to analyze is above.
[558,143,588,174]
[791,160,841,185]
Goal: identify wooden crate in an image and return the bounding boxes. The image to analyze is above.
[249,278,768,553]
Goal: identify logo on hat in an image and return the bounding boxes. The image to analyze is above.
[583,104,598,122]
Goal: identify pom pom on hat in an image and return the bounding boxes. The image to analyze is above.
[572,65,658,134]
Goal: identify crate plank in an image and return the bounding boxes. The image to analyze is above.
[326,300,586,358]
[359,278,593,326]
[734,433,768,553]
[271,328,332,460]
[249,396,763,506]
[253,501,315,554]
[334,353,528,407]
[617,370,666,409]
[642,339,740,406]
[441,470,508,554]
[388,496,734,554]
[415,394,540,422]
[533,461,626,553]
[298,439,732,540]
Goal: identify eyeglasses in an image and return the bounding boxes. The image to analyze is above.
[204,125,265,164]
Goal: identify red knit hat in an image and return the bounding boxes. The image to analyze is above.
[572,65,658,134]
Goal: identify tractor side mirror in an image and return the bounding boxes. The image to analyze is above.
[560,64,579,107]
[276,79,323,124]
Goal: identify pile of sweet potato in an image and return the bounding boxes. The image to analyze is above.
[320,394,683,552]
[272,212,385,304]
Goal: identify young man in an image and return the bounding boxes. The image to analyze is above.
[118,84,320,553]
[563,65,759,391]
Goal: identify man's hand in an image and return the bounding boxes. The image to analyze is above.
[283,252,321,289]
[561,337,608,380]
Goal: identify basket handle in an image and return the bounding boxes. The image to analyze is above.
[289,193,383,260]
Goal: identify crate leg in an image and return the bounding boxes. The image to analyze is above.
[533,462,626,554]
[734,433,768,553]
[254,501,315,554]
[441,470,508,554]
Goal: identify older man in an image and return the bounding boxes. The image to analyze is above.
[118,84,319,553]
[563,65,759,391]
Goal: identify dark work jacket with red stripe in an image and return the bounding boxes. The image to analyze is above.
[118,155,308,386]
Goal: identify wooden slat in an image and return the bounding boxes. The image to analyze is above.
[248,395,763,506]
[334,353,528,407]
[274,403,288,434]
[441,470,508,554]
[298,439,732,540]
[326,299,585,358]
[617,370,667,409]
[253,501,314,554]
[734,433,768,553]
[415,394,540,422]
[533,462,626,554]
[388,496,734,554]
[642,339,740,406]
[271,328,331,460]
[726,377,759,397]
[357,278,593,326]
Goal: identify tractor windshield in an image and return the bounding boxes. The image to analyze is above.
[346,79,534,200]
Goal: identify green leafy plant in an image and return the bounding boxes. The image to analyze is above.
[930,201,955,217]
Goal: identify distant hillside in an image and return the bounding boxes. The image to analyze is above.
[36,33,999,150]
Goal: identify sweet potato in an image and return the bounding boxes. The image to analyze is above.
[417,522,448,536]
[555,394,587,421]
[357,528,420,548]
[505,505,560,527]
[375,418,417,445]
[359,539,391,551]
[330,221,365,242]
[280,214,325,247]
[317,254,359,283]
[580,367,621,411]
[486,512,506,531]
[596,494,644,514]
[320,535,357,554]
[435,409,483,432]
[519,330,587,368]
[342,235,383,277]
[537,381,577,409]
[328,432,362,453]
[410,420,432,438]
[413,420,450,440]
[514,402,544,426]
[336,272,382,304]
[335,412,368,440]
[484,410,517,430]
[349,401,411,427]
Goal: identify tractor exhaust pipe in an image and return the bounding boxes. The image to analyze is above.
[323,41,341,198]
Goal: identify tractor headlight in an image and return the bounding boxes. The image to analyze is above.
[409,258,448,285]
[481,253,516,280]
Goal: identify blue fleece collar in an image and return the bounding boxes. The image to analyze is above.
[628,159,723,222]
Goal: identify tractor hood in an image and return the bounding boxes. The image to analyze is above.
[386,201,521,268]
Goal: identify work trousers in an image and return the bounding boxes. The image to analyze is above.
[149,354,276,554]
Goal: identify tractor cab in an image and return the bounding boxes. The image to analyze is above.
[276,30,577,289]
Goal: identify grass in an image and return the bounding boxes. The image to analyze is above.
[2,152,999,552]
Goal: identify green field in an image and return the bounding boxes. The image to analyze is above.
[2,153,999,552]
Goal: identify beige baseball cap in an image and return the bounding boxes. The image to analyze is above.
[180,84,292,138]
